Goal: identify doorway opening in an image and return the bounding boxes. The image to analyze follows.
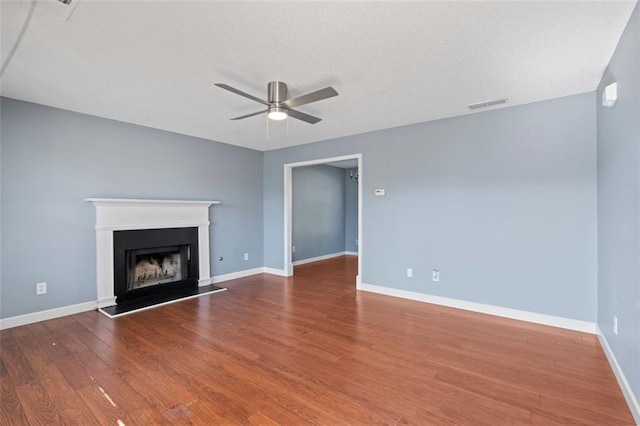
[284,154,362,286]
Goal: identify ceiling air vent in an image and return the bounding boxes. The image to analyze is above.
[466,97,508,111]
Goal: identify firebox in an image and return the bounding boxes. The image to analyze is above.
[113,227,199,303]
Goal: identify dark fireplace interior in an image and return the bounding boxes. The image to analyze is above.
[114,227,199,303]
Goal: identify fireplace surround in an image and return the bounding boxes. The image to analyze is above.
[86,198,220,308]
[113,227,199,302]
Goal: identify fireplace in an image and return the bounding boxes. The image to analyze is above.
[113,227,199,302]
[86,198,220,309]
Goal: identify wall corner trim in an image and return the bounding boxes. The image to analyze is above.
[0,301,97,330]
[358,283,596,334]
[597,325,640,424]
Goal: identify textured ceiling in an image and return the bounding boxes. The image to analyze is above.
[1,0,636,151]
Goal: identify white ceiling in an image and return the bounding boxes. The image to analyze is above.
[1,0,636,151]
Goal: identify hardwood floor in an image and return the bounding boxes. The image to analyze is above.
[1,256,634,425]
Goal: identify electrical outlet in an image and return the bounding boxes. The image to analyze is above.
[244,253,249,261]
[613,315,618,335]
[292,245,296,253]
[407,268,413,278]
[432,270,440,282]
[36,282,47,295]
[356,239,359,246]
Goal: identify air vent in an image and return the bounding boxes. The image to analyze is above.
[466,97,508,110]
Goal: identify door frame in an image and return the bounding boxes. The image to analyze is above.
[283,153,362,286]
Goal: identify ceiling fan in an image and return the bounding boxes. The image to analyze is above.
[215,81,338,124]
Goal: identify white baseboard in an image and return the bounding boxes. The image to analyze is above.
[358,283,596,334]
[345,251,358,256]
[211,267,265,284]
[262,267,288,277]
[0,267,289,330]
[597,325,640,424]
[293,251,349,266]
[0,301,96,330]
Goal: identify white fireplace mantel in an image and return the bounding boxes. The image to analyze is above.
[86,198,220,308]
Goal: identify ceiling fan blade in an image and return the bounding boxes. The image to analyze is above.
[230,110,268,120]
[286,108,322,124]
[284,87,338,108]
[215,83,270,107]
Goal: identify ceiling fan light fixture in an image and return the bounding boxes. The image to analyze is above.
[268,106,287,120]
[215,81,337,124]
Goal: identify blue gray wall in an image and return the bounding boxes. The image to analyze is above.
[344,168,358,253]
[1,98,264,319]
[264,92,597,322]
[292,165,345,262]
[596,3,639,411]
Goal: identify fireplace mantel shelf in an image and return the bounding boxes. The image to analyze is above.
[85,198,220,206]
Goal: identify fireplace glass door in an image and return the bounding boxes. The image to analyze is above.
[126,245,190,290]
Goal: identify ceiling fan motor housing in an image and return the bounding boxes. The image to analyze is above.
[268,81,288,104]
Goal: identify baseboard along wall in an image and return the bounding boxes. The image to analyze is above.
[292,251,353,266]
[0,266,289,330]
[0,301,97,331]
[597,325,640,424]
[358,282,596,334]
[0,270,593,334]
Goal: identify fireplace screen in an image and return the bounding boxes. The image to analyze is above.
[126,245,190,290]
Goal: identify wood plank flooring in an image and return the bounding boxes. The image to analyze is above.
[1,256,635,425]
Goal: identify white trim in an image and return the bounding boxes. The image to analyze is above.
[359,283,596,334]
[0,301,96,330]
[203,266,290,279]
[597,325,640,424]
[345,251,358,256]
[85,198,220,206]
[211,267,265,284]
[98,288,227,318]
[262,267,288,277]
[283,154,363,281]
[284,166,293,276]
[292,251,347,266]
